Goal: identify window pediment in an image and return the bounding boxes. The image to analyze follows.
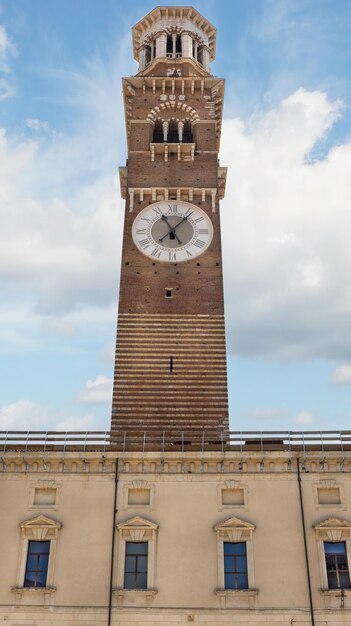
[20,515,62,541]
[117,516,158,542]
[314,517,351,541]
[214,516,255,542]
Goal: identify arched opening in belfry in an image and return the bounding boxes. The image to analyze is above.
[153,120,163,143]
[167,119,179,143]
[145,45,151,66]
[166,36,173,56]
[197,46,204,66]
[183,120,193,143]
[175,35,182,55]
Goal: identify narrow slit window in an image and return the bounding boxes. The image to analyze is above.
[169,356,173,373]
[165,288,173,298]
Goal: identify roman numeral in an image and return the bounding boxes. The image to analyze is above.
[153,207,163,217]
[141,216,151,223]
[169,251,177,261]
[198,229,209,235]
[186,250,193,258]
[194,217,204,223]
[139,238,151,249]
[194,239,205,249]
[168,204,178,214]
[136,228,146,235]
[151,248,162,258]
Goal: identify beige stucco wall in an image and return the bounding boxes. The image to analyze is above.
[0,449,351,625]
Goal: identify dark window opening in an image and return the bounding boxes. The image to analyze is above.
[124,541,148,590]
[198,46,204,66]
[183,119,193,143]
[145,45,151,66]
[153,119,163,143]
[176,35,182,54]
[224,542,248,590]
[325,542,351,589]
[165,289,173,298]
[169,356,173,373]
[168,120,179,143]
[166,36,173,54]
[24,540,50,588]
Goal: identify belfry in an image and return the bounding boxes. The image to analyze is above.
[112,6,229,435]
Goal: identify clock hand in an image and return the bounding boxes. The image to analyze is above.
[172,211,193,233]
[159,214,182,245]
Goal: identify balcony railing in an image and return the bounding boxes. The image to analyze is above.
[0,430,350,453]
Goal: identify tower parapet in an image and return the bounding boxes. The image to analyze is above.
[132,6,216,74]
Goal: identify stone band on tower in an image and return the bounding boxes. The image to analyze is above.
[111,6,229,436]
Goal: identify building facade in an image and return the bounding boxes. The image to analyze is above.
[0,7,351,626]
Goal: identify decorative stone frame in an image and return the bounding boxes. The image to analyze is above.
[217,480,248,512]
[114,516,158,606]
[312,479,346,511]
[12,515,62,605]
[28,480,61,511]
[123,480,155,510]
[314,517,351,595]
[214,516,257,608]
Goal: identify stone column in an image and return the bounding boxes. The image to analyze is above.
[156,32,167,58]
[194,41,198,61]
[202,47,210,72]
[162,121,169,142]
[138,46,147,71]
[178,121,184,143]
[181,32,193,58]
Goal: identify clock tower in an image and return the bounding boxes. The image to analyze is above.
[112,6,229,437]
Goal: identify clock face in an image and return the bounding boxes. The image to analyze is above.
[131,201,213,263]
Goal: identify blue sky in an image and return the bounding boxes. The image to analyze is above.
[0,0,351,432]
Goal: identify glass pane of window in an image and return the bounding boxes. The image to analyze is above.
[24,573,36,587]
[137,572,147,589]
[36,570,47,587]
[30,541,50,554]
[125,556,136,572]
[236,556,247,573]
[224,556,233,572]
[224,573,235,589]
[340,572,351,588]
[237,573,249,589]
[124,573,135,589]
[126,542,148,555]
[26,555,37,570]
[325,542,345,554]
[38,554,49,570]
[138,556,148,572]
[327,572,338,589]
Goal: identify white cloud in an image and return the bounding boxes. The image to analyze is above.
[0,400,49,429]
[221,88,351,360]
[42,317,78,337]
[25,118,50,132]
[76,375,113,405]
[0,24,17,73]
[0,76,14,101]
[294,410,314,425]
[55,414,95,431]
[0,399,99,431]
[331,365,351,386]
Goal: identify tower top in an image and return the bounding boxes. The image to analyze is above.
[132,6,216,74]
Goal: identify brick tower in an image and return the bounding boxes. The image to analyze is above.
[111,6,228,436]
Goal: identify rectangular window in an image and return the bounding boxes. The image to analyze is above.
[224,542,248,590]
[124,542,148,589]
[324,542,351,589]
[24,540,50,588]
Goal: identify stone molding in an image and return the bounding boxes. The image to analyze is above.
[314,517,351,591]
[116,516,159,594]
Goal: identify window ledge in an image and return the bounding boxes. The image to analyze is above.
[215,589,258,609]
[320,588,351,595]
[11,586,56,594]
[113,588,158,607]
[215,588,258,596]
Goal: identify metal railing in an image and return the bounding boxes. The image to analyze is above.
[0,430,350,453]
